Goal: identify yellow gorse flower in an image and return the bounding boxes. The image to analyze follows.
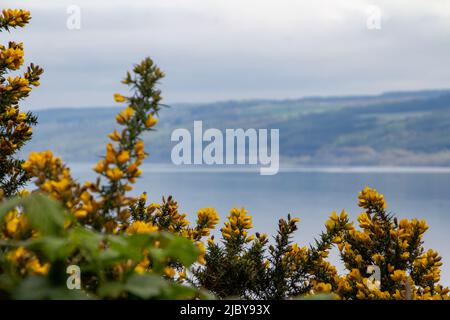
[2,209,29,239]
[117,150,130,164]
[0,42,25,70]
[196,241,207,265]
[221,207,253,241]
[108,129,122,142]
[164,266,176,278]
[106,167,124,181]
[116,106,134,124]
[196,208,220,237]
[391,270,407,282]
[134,255,150,274]
[6,246,50,276]
[358,187,387,210]
[0,9,31,28]
[145,114,158,128]
[325,210,349,232]
[113,93,126,103]
[26,257,50,275]
[313,282,332,294]
[126,221,158,234]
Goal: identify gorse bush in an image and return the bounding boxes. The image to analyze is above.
[0,8,449,300]
[332,188,447,299]
[193,211,349,299]
[0,9,43,198]
[0,8,209,300]
[194,192,449,300]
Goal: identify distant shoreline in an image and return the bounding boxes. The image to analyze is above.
[67,162,450,174]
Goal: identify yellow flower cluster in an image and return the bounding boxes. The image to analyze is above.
[1,208,29,240]
[398,218,428,239]
[113,94,158,129]
[74,189,99,220]
[0,107,32,155]
[95,142,142,184]
[22,151,76,202]
[126,221,158,234]
[23,151,64,178]
[330,187,450,300]
[312,282,333,294]
[413,249,443,284]
[116,106,134,124]
[283,243,308,271]
[134,253,151,274]
[334,266,448,300]
[325,210,349,232]
[0,9,31,29]
[0,42,24,70]
[0,76,31,100]
[128,198,218,269]
[334,269,391,299]
[221,208,254,242]
[195,208,220,238]
[6,247,49,276]
[358,186,387,210]
[152,197,190,234]
[22,151,95,220]
[196,241,207,265]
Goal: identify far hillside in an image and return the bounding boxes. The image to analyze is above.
[22,89,450,166]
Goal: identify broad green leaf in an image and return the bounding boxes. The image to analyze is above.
[160,282,199,300]
[124,274,168,299]
[22,194,66,236]
[97,282,124,299]
[12,276,90,300]
[68,226,103,253]
[97,249,123,265]
[106,234,145,261]
[28,236,72,261]
[163,234,199,267]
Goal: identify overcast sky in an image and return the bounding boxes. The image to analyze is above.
[3,0,450,109]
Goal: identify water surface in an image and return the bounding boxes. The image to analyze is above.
[70,164,450,286]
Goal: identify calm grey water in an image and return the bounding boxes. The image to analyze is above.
[70,164,450,286]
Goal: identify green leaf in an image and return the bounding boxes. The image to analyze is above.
[160,282,199,300]
[97,282,124,299]
[106,234,147,261]
[163,233,199,267]
[0,274,16,293]
[124,274,168,299]
[97,249,122,265]
[28,236,72,261]
[12,276,90,300]
[68,226,103,253]
[22,194,66,236]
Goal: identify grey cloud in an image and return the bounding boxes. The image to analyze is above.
[2,0,450,109]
